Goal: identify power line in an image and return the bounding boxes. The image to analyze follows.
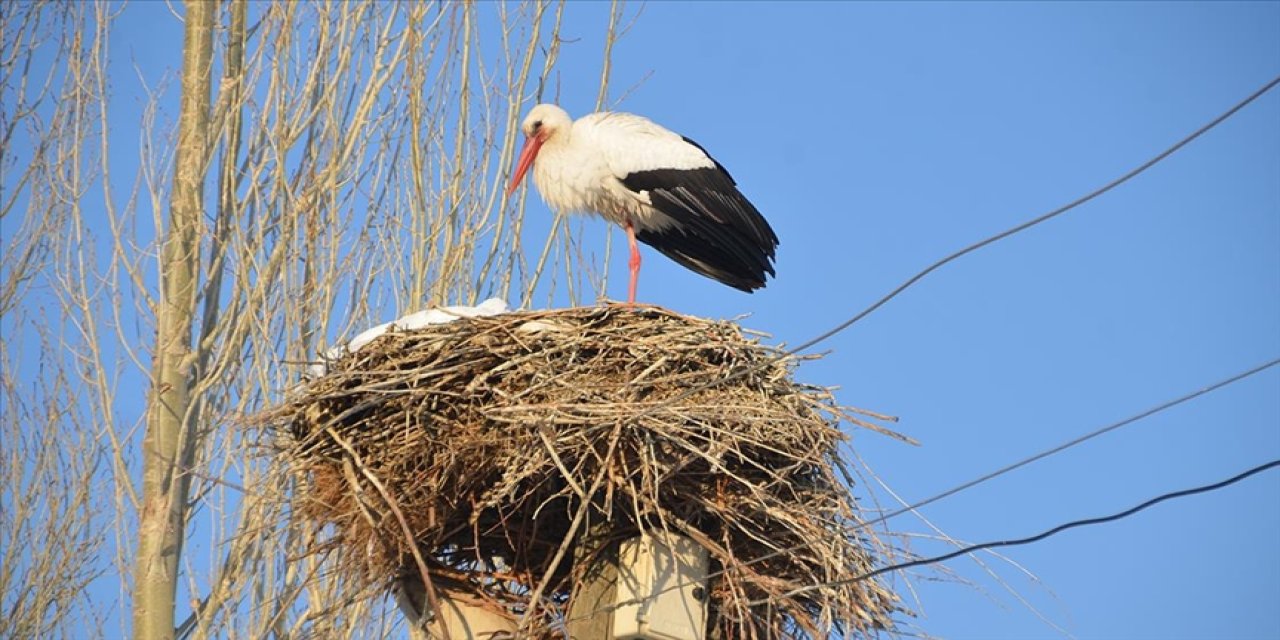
[753,458,1280,605]
[557,74,1280,624]
[621,72,1280,424]
[561,356,1280,624]
[785,72,1280,358]
[854,357,1280,533]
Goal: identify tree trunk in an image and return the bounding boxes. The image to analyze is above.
[131,1,214,638]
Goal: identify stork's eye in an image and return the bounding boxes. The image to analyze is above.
[531,120,543,132]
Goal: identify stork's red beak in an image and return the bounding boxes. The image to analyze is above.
[507,135,545,196]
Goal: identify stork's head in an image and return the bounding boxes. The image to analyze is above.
[507,104,571,196]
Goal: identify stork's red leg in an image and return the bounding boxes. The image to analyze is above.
[625,220,641,304]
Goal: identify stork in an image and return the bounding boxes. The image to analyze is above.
[507,104,778,304]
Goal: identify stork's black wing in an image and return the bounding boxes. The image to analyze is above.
[620,137,779,292]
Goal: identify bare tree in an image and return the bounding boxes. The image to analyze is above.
[0,0,629,637]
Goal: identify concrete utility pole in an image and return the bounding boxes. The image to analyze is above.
[567,531,710,640]
[566,527,621,639]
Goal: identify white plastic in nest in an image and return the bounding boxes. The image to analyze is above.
[306,298,510,379]
[515,319,567,334]
[612,533,709,640]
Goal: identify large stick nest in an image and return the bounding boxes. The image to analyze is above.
[262,305,902,638]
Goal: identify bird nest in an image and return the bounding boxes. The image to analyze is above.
[262,305,903,638]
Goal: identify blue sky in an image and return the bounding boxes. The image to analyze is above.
[15,1,1278,638]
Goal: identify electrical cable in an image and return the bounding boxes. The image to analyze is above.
[853,357,1280,533]
[561,357,1280,624]
[560,71,1280,623]
[558,72,1280,623]
[752,458,1280,605]
[783,74,1280,359]
[619,72,1280,426]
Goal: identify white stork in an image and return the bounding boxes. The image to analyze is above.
[507,104,778,303]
